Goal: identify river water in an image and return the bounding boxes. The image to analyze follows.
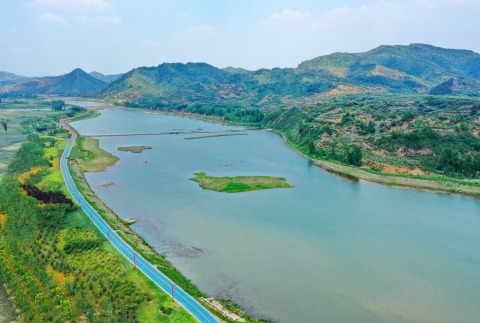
[71,107,480,323]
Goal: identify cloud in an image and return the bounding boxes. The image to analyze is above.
[414,0,479,6]
[39,12,66,24]
[264,9,314,29]
[269,9,312,23]
[76,15,121,25]
[33,0,112,11]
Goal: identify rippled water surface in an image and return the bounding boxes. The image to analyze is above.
[71,107,480,322]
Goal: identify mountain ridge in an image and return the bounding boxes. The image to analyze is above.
[2,43,480,100]
[5,68,106,96]
[94,44,480,109]
[89,71,123,83]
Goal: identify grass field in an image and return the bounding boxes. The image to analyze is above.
[191,172,293,192]
[72,136,119,172]
[117,145,152,153]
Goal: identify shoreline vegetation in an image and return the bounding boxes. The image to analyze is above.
[117,145,152,153]
[280,134,480,197]
[191,172,293,193]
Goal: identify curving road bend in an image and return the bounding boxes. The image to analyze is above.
[60,121,218,323]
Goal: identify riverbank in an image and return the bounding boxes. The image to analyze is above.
[64,113,260,322]
[277,132,480,197]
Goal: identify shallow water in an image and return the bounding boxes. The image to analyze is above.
[72,107,480,322]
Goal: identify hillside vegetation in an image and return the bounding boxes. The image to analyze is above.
[264,94,480,181]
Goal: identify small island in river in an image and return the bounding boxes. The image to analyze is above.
[117,146,152,153]
[191,172,293,193]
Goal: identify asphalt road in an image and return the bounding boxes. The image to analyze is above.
[60,123,218,323]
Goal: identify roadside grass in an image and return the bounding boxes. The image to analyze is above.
[191,172,293,193]
[37,139,68,193]
[66,208,98,231]
[136,274,194,323]
[99,240,195,323]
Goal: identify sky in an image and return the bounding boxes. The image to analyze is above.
[1,0,479,76]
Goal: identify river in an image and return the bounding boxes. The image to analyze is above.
[71,106,480,323]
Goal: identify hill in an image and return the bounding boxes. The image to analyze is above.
[89,71,123,83]
[98,62,257,107]
[7,68,106,96]
[3,44,480,102]
[297,43,480,94]
[98,44,480,109]
[0,71,32,91]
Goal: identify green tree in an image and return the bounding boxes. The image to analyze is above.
[346,145,363,166]
[367,121,375,134]
[0,118,7,133]
[439,147,460,174]
[308,141,316,155]
[51,100,65,112]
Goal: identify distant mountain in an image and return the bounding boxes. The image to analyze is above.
[98,44,480,108]
[223,67,253,75]
[6,44,478,101]
[97,62,337,108]
[0,71,32,91]
[8,68,106,96]
[89,71,123,83]
[298,43,480,94]
[98,62,256,106]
